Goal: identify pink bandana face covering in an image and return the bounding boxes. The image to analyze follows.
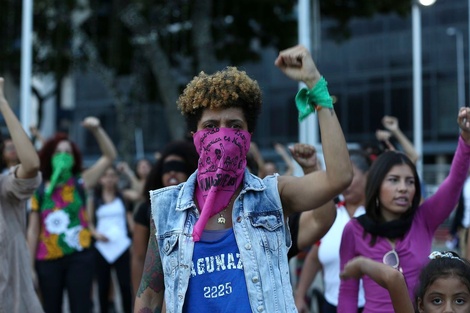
[192,127,251,241]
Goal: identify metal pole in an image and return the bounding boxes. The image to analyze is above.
[20,0,33,135]
[447,27,466,113]
[456,30,466,109]
[298,0,318,147]
[311,0,321,59]
[412,3,423,178]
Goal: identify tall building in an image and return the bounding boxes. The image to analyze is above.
[249,0,468,187]
[321,0,468,186]
[70,0,466,187]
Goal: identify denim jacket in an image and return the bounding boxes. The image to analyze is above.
[150,169,297,313]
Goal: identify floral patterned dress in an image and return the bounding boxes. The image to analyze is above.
[31,177,91,260]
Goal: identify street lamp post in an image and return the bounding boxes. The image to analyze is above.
[298,0,319,147]
[447,27,466,110]
[20,0,33,135]
[412,0,437,179]
[412,2,423,178]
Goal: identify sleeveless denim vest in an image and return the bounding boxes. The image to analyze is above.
[150,170,296,313]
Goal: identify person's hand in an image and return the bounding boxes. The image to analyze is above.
[274,45,320,89]
[382,116,399,132]
[289,143,319,172]
[29,125,38,135]
[340,256,368,280]
[92,231,109,242]
[458,107,470,143]
[459,107,470,131]
[294,294,310,313]
[117,161,131,174]
[81,116,100,130]
[29,125,40,137]
[375,130,392,142]
[273,143,286,154]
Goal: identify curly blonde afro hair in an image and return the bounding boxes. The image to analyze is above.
[177,66,262,132]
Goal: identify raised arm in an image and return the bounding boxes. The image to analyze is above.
[419,107,470,229]
[117,161,143,203]
[81,116,117,188]
[340,257,413,313]
[0,78,39,178]
[382,116,419,164]
[248,141,266,178]
[290,143,336,249]
[134,217,165,312]
[29,125,46,149]
[117,161,139,190]
[275,45,352,214]
[294,244,322,313]
[274,143,295,176]
[375,130,396,152]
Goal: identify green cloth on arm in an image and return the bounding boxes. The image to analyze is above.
[295,76,333,121]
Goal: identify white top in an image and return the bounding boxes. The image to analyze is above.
[318,204,366,307]
[95,197,131,263]
[462,176,470,228]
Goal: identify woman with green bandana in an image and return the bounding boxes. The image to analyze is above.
[27,117,117,313]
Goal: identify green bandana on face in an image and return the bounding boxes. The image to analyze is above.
[46,152,75,196]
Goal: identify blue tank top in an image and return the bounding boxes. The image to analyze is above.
[182,228,252,312]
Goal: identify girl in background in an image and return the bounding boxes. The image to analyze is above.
[28,117,116,313]
[340,251,470,313]
[131,140,198,296]
[338,107,470,313]
[89,165,133,313]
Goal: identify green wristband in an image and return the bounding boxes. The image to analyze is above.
[295,76,333,121]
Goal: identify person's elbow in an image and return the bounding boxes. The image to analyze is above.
[29,156,40,173]
[102,153,117,167]
[106,150,118,163]
[332,169,353,194]
[18,160,40,179]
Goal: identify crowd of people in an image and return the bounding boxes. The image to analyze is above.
[2,44,470,313]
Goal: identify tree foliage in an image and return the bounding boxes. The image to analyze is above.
[0,0,414,145]
[0,0,415,84]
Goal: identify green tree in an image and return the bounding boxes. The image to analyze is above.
[0,0,414,149]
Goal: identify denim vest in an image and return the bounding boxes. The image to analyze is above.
[150,170,296,313]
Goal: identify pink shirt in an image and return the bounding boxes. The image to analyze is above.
[338,136,470,313]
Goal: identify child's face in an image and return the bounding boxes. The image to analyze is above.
[418,276,470,313]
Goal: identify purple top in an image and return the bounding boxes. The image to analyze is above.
[338,136,470,313]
